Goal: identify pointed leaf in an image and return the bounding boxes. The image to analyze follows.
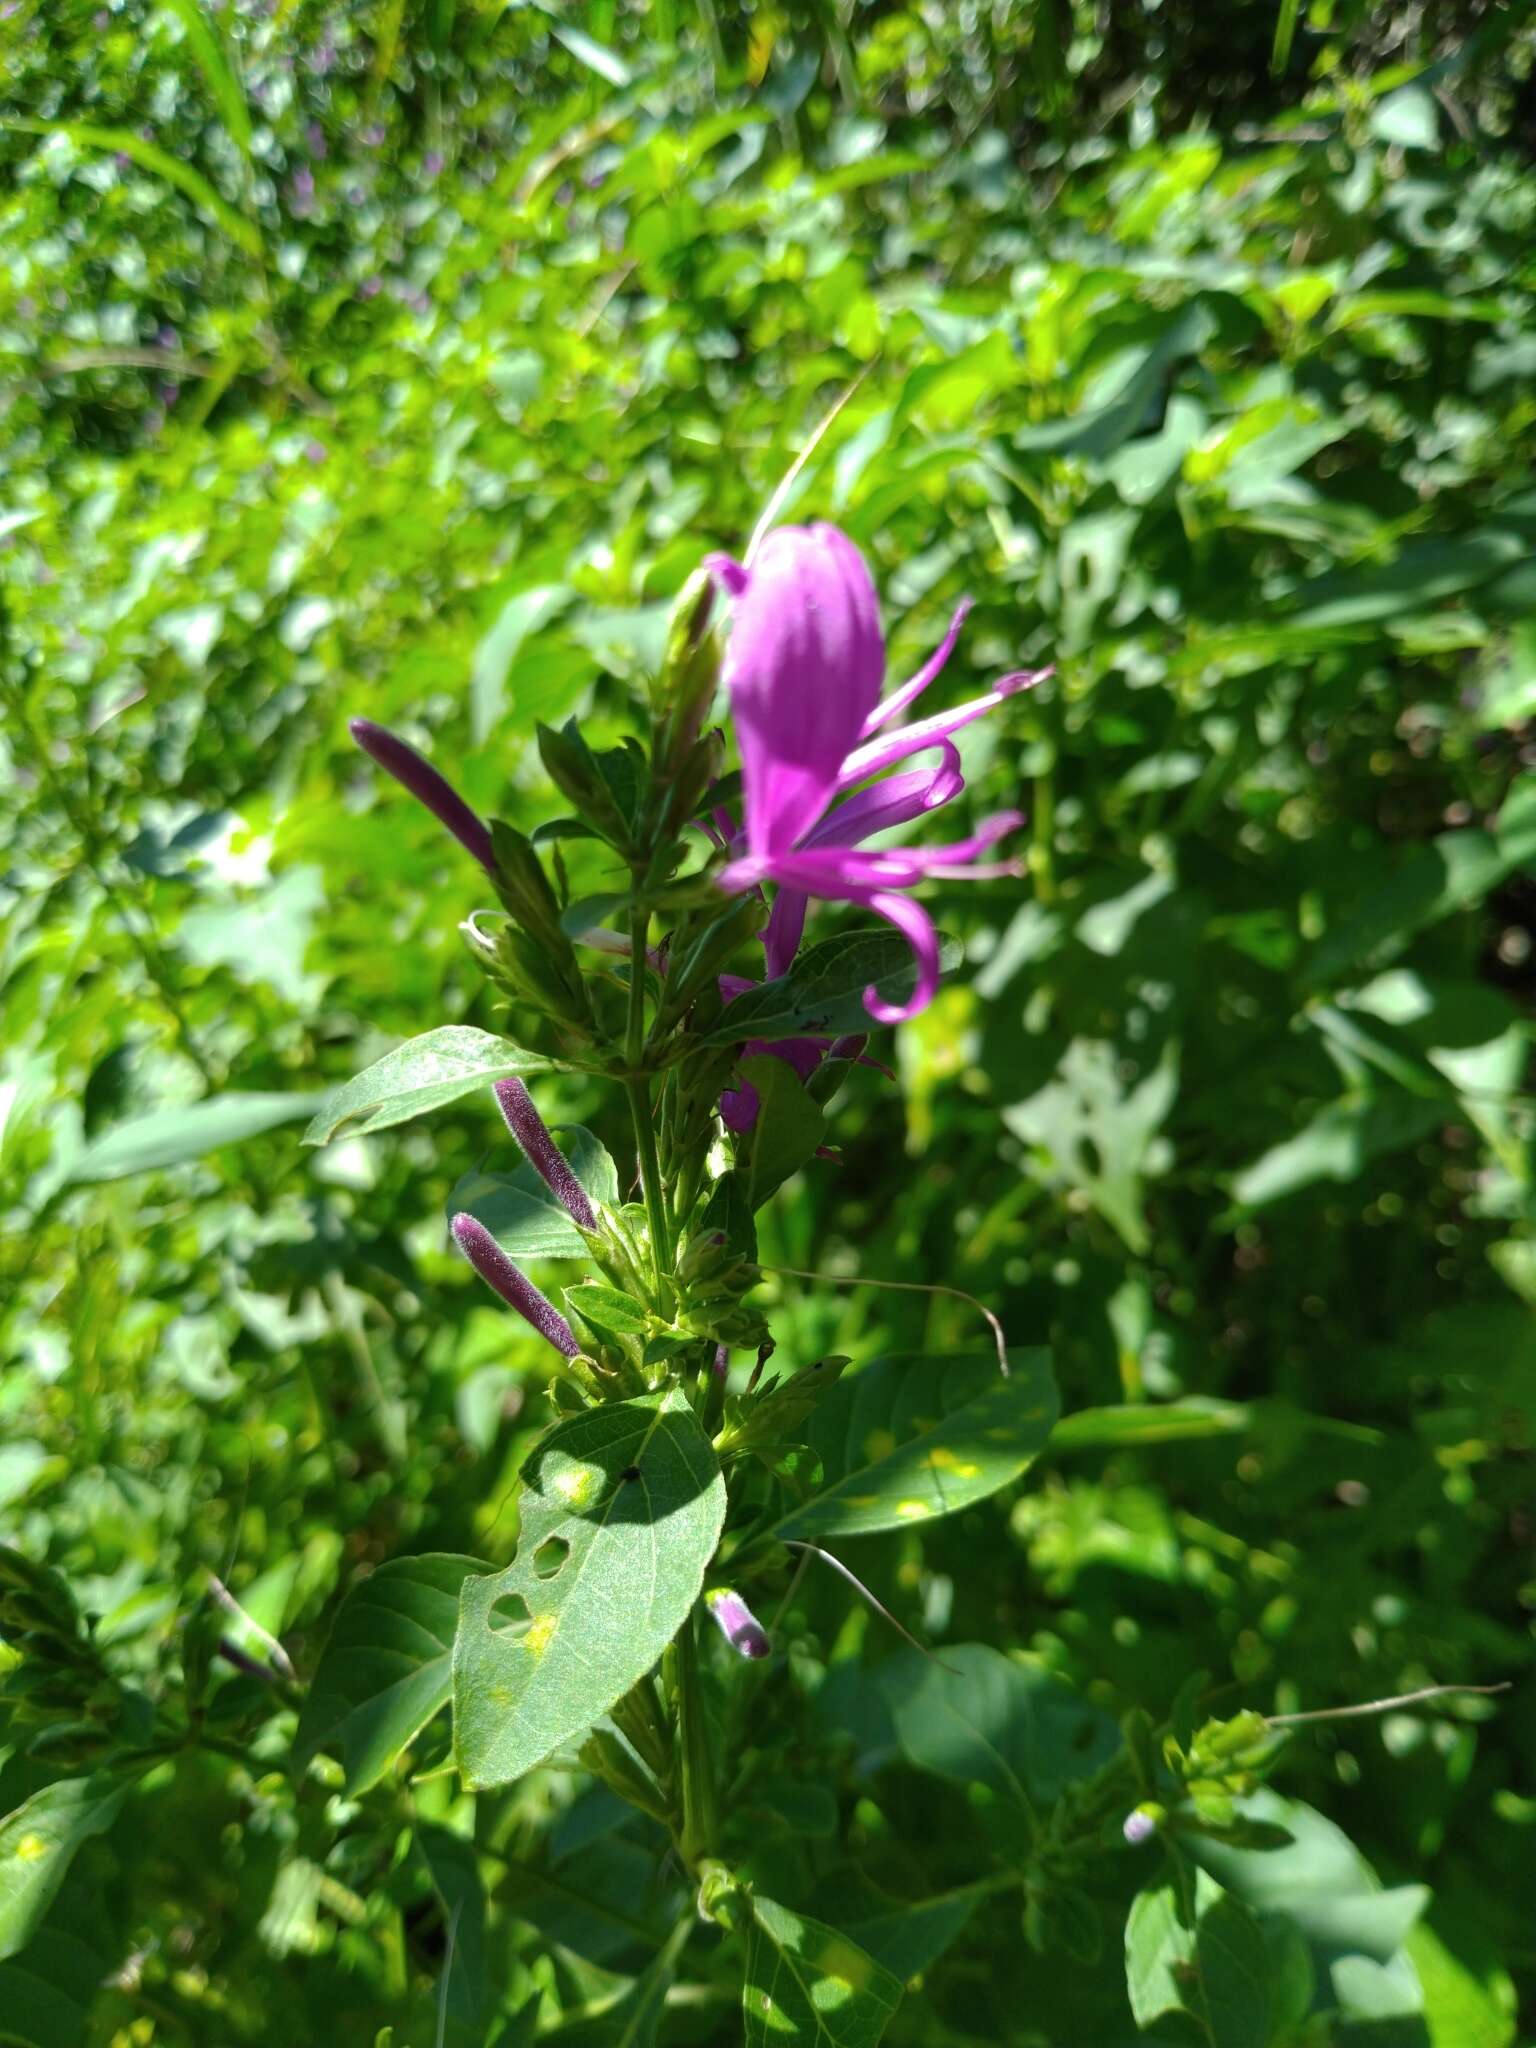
[703,930,963,1047]
[774,1349,1057,1542]
[454,1390,726,1787]
[1126,1871,1283,2048]
[304,1029,557,1145]
[294,1554,486,1793]
[744,1895,902,2048]
[733,1058,825,1209]
[69,1091,322,1182]
[417,1825,487,2029]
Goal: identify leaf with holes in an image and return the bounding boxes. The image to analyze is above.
[743,1894,902,2047]
[774,1349,1058,1543]
[294,1554,486,1793]
[453,1390,726,1788]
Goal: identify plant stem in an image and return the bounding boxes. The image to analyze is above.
[670,1606,716,1870]
[624,900,673,1285]
[1030,761,1056,906]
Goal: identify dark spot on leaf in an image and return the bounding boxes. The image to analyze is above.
[621,1465,641,1482]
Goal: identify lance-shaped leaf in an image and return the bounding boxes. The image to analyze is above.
[702,930,962,1047]
[774,1349,1058,1543]
[304,1028,557,1145]
[69,1091,323,1181]
[454,1390,726,1788]
[294,1554,486,1793]
[0,1776,127,1962]
[446,1125,619,1260]
[743,1894,902,2048]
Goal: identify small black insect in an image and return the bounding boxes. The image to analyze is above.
[620,1465,641,1482]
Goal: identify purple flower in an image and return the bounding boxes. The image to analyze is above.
[451,1213,580,1358]
[305,121,327,160]
[289,166,315,217]
[304,439,327,465]
[705,1588,771,1660]
[707,524,1042,1022]
[349,717,496,875]
[493,1078,597,1231]
[1122,1806,1160,1846]
[358,275,382,300]
[424,150,444,180]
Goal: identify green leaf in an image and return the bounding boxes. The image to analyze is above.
[68,1091,322,1181]
[454,1390,726,1788]
[162,0,254,154]
[1050,1399,1252,1452]
[294,1555,486,1793]
[731,1057,826,1210]
[304,1029,557,1145]
[2,118,262,253]
[744,1895,903,2048]
[0,1894,115,2048]
[874,1644,1120,1828]
[1003,1039,1179,1254]
[774,1349,1058,1543]
[702,930,963,1047]
[446,1126,618,1259]
[416,1824,486,2030]
[1126,1870,1284,2048]
[1014,302,1217,459]
[470,585,575,743]
[0,1776,126,1962]
[1187,1791,1429,2024]
[536,1919,692,2047]
[1229,1093,1443,1209]
[842,1886,984,1980]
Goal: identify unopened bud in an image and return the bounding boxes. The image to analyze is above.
[704,1587,770,1660]
[350,719,495,875]
[450,1213,580,1358]
[1123,1804,1162,1845]
[493,1079,598,1230]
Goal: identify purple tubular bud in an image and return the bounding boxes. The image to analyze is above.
[492,1079,598,1230]
[349,718,496,876]
[450,1213,580,1357]
[1122,1807,1159,1846]
[712,1344,729,1383]
[706,1588,771,1660]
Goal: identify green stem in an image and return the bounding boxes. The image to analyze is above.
[625,900,673,1286]
[670,1607,716,1870]
[1030,762,1056,906]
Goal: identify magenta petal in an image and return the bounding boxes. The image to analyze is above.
[720,524,886,857]
[803,749,964,850]
[706,1588,771,1659]
[350,718,496,875]
[763,885,808,979]
[862,891,941,1023]
[860,598,972,737]
[836,669,1050,790]
[719,1080,760,1131]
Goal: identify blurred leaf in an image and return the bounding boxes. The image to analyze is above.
[69,1091,321,1182]
[0,1777,126,1962]
[776,1349,1058,1542]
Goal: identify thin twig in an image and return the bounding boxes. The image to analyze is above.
[783,1541,960,1674]
[1266,1682,1509,1728]
[758,1262,1011,1378]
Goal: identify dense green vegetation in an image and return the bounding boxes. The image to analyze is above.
[3,4,1534,2043]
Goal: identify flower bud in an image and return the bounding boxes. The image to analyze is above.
[493,1078,598,1230]
[1123,1804,1162,1845]
[450,1213,580,1358]
[349,719,495,874]
[704,1587,770,1660]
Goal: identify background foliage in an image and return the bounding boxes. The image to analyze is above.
[3,1,1535,2042]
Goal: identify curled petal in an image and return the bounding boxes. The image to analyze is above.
[860,598,972,737]
[803,748,964,851]
[862,891,941,1024]
[350,718,496,875]
[836,669,1051,790]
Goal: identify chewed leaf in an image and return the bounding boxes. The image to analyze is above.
[453,1390,726,1787]
[704,929,963,1046]
[305,1028,557,1144]
[744,1894,903,2047]
[774,1349,1057,1543]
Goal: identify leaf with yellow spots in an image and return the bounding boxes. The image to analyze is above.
[453,1388,726,1788]
[774,1349,1057,1543]
[0,1774,126,1962]
[744,1893,902,2047]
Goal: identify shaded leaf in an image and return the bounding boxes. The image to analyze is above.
[304,1029,556,1145]
[703,931,963,1047]
[744,1894,902,2048]
[0,1776,126,1962]
[69,1091,321,1181]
